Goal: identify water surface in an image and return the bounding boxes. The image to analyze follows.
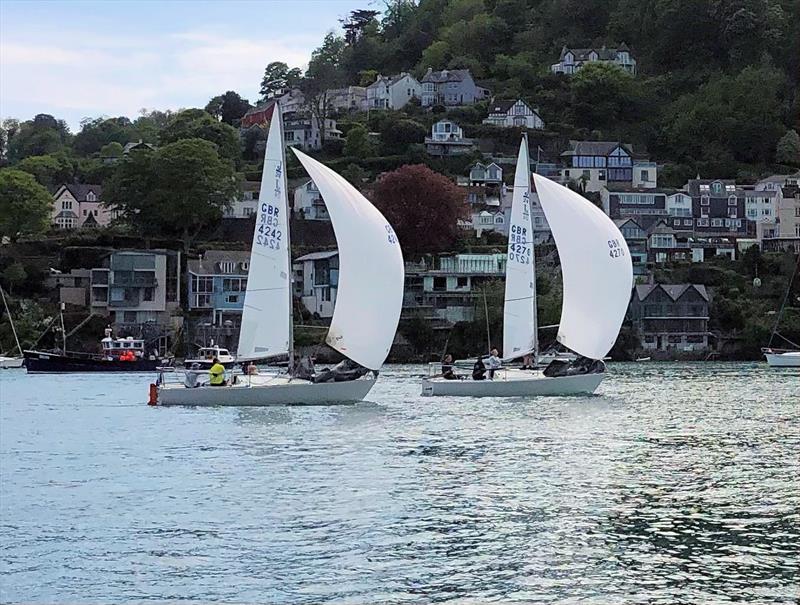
[1,363,798,603]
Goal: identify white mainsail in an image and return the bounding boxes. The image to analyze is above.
[533,173,632,360]
[292,149,404,370]
[502,137,537,361]
[237,110,292,361]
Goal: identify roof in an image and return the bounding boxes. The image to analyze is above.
[187,250,250,276]
[123,140,155,154]
[55,184,103,201]
[421,68,473,83]
[295,250,338,262]
[487,99,540,117]
[559,45,631,61]
[561,140,634,157]
[607,185,677,194]
[635,284,709,302]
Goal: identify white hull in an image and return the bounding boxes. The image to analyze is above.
[764,352,800,367]
[157,375,376,406]
[421,368,604,397]
[0,356,24,369]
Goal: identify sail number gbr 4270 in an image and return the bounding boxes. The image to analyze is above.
[257,203,283,250]
[608,238,626,258]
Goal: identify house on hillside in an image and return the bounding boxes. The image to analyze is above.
[293,251,339,318]
[613,218,647,273]
[420,69,489,107]
[327,86,367,112]
[424,119,475,156]
[187,250,250,329]
[482,99,544,129]
[294,180,329,221]
[283,112,341,151]
[551,43,636,75]
[756,171,800,239]
[51,184,113,229]
[366,73,421,110]
[225,181,260,219]
[561,140,656,192]
[630,284,710,354]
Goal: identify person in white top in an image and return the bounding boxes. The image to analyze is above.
[485,347,502,379]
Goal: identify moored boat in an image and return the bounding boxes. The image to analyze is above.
[0,285,24,369]
[763,252,799,368]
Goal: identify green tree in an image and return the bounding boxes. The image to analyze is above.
[776,130,800,166]
[0,169,53,242]
[570,62,639,131]
[259,61,303,101]
[380,119,426,154]
[302,33,347,146]
[99,141,124,159]
[7,114,70,162]
[1,263,27,295]
[160,109,240,161]
[372,164,465,256]
[340,162,368,185]
[343,125,372,157]
[16,153,74,189]
[73,117,135,156]
[205,91,252,126]
[104,139,238,251]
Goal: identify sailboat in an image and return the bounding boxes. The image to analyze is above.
[0,285,24,369]
[154,107,404,405]
[422,136,632,397]
[762,251,800,367]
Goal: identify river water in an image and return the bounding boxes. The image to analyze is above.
[0,363,798,604]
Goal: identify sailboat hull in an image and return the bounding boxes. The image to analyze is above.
[0,356,24,369]
[156,376,377,406]
[764,352,800,367]
[421,369,603,397]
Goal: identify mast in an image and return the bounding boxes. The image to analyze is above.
[768,251,800,348]
[525,132,539,361]
[276,105,295,373]
[0,285,22,355]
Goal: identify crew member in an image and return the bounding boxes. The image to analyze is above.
[485,347,502,379]
[441,354,457,380]
[209,357,227,386]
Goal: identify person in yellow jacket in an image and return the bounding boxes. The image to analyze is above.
[208,357,227,386]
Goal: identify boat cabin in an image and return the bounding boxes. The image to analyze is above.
[195,345,234,362]
[101,335,145,359]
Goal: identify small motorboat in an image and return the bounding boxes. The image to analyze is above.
[183,344,237,369]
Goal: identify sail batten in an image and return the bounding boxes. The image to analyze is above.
[236,111,292,361]
[502,137,538,362]
[533,173,632,360]
[292,150,404,370]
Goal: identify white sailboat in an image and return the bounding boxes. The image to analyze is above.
[422,136,632,397]
[155,108,404,405]
[763,252,800,368]
[0,285,24,369]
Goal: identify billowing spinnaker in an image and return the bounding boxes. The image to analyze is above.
[292,149,404,370]
[503,138,537,361]
[237,110,291,360]
[533,173,632,360]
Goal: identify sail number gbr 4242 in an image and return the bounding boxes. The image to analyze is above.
[257,203,283,250]
[608,238,626,258]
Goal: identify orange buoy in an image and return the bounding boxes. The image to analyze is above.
[148,383,158,406]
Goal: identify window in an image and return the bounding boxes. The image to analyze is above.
[651,234,674,248]
[795,207,800,217]
[192,275,214,294]
[226,295,239,304]
[701,196,710,206]
[728,196,737,206]
[697,218,709,227]
[83,209,87,216]
[711,182,722,194]
[656,252,667,263]
[641,170,649,182]
[762,209,771,216]
[86,192,96,202]
[599,170,606,181]
[142,287,154,302]
[683,219,692,226]
[62,200,73,210]
[124,311,137,323]
[728,208,737,218]
[321,288,331,302]
[457,277,468,288]
[711,218,724,227]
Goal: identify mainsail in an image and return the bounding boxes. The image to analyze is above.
[533,173,633,360]
[292,149,405,370]
[237,109,292,361]
[502,137,537,361]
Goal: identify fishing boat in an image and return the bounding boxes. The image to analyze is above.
[24,327,167,373]
[182,343,237,369]
[762,251,800,368]
[153,107,404,406]
[422,136,632,397]
[0,285,24,368]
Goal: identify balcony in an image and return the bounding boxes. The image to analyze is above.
[112,271,157,287]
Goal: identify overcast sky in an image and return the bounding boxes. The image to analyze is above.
[0,0,372,131]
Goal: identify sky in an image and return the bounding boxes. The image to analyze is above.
[0,0,373,131]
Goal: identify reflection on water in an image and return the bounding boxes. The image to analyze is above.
[0,363,798,603]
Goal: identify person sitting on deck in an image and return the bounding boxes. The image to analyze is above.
[441,354,457,380]
[485,348,502,379]
[209,357,227,386]
[472,357,486,381]
[245,362,259,376]
[291,355,316,381]
[521,353,534,370]
[184,362,201,388]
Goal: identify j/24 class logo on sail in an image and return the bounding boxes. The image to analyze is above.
[257,203,282,249]
[608,238,625,258]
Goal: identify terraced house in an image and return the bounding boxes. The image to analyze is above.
[560,140,656,193]
[551,43,636,75]
[420,68,489,107]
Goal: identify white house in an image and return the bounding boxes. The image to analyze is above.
[482,99,545,129]
[551,44,636,75]
[366,73,421,110]
[424,119,475,156]
[420,69,489,107]
[293,180,329,221]
[560,140,657,193]
[326,86,367,113]
[293,250,338,318]
[283,112,342,151]
[225,181,260,219]
[51,184,113,229]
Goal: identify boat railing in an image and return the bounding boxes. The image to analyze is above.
[156,365,286,388]
[425,361,516,381]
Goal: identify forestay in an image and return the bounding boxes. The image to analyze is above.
[237,110,292,361]
[533,173,632,360]
[293,150,405,371]
[503,137,537,361]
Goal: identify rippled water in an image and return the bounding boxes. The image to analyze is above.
[1,363,798,603]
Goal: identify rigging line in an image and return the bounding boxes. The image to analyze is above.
[504,295,535,303]
[768,252,800,347]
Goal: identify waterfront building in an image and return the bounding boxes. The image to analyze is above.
[630,284,710,354]
[293,251,339,319]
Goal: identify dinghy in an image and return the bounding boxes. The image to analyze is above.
[0,285,24,369]
[155,107,404,406]
[422,136,632,397]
